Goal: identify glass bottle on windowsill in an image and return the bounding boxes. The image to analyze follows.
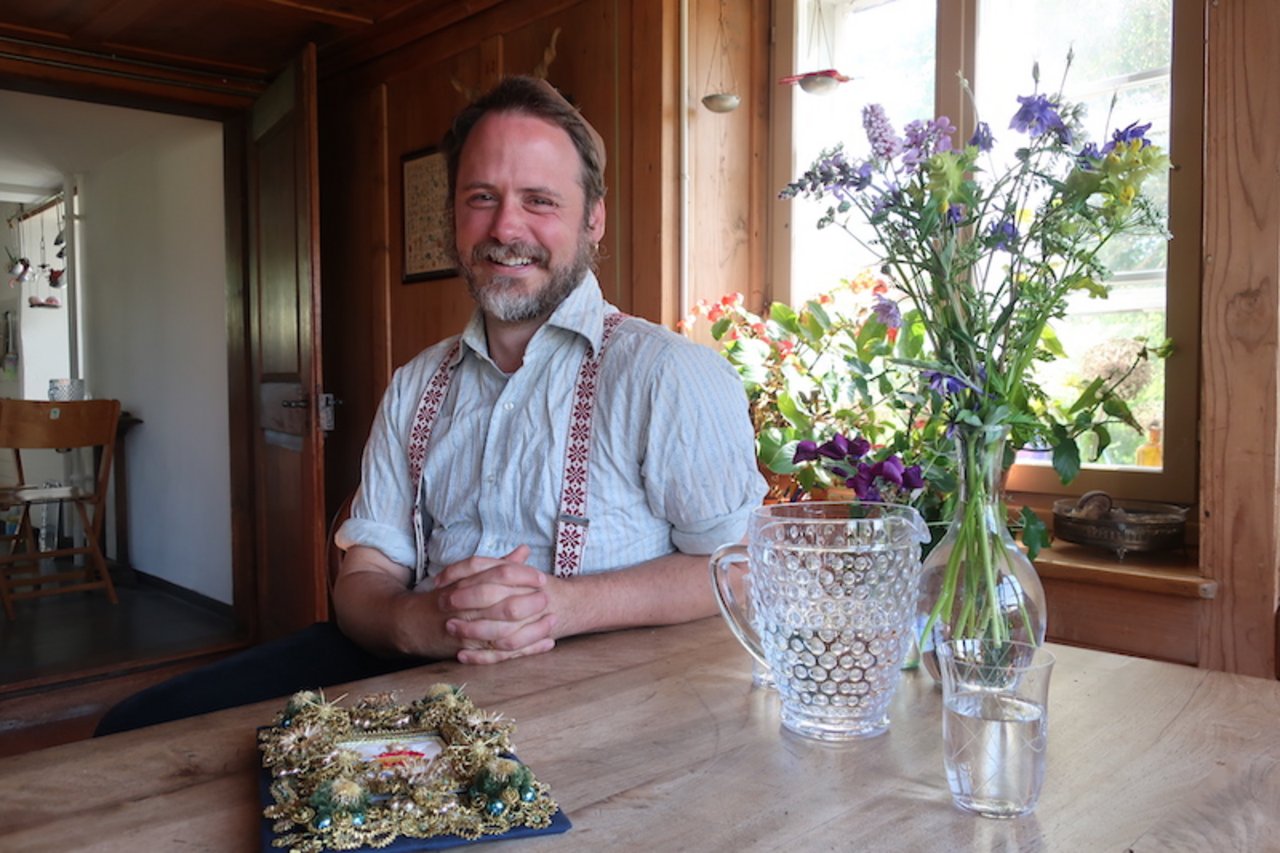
[1135,422,1163,469]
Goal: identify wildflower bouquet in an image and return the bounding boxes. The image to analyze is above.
[781,61,1170,651]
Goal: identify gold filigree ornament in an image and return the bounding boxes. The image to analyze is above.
[259,684,559,851]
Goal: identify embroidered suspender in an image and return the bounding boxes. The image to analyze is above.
[406,313,628,579]
[552,311,626,577]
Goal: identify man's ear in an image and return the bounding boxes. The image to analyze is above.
[586,199,606,243]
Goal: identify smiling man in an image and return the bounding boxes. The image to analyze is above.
[332,76,765,664]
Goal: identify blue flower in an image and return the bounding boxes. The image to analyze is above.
[969,121,994,152]
[924,370,966,395]
[1076,142,1102,170]
[872,294,902,329]
[987,219,1019,251]
[1101,121,1153,154]
[1010,94,1069,140]
[945,203,965,225]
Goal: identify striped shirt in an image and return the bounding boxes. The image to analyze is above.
[336,273,766,587]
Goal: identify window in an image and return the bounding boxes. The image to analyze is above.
[773,0,1201,503]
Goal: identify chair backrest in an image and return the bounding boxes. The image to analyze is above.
[0,399,121,451]
[326,491,355,608]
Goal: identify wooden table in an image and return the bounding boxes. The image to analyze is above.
[2,617,1278,851]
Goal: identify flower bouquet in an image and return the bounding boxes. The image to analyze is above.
[781,59,1170,660]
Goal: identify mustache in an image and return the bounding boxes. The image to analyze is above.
[470,239,550,267]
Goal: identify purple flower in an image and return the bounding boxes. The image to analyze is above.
[792,440,820,463]
[945,203,965,225]
[862,104,901,160]
[1010,94,1069,141]
[987,219,1019,251]
[871,294,902,329]
[924,370,966,395]
[1101,121,1153,154]
[902,465,925,490]
[876,455,905,486]
[900,117,956,170]
[818,433,853,460]
[969,121,994,152]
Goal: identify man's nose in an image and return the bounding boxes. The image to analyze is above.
[490,198,526,243]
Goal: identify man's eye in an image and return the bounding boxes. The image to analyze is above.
[468,193,496,206]
[529,197,555,208]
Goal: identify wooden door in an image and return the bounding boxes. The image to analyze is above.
[248,45,327,638]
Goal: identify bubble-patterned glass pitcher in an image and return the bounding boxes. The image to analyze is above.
[711,501,928,741]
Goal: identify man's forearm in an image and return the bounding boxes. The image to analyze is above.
[332,547,453,659]
[551,551,717,639]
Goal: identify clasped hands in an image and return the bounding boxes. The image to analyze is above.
[434,544,562,664]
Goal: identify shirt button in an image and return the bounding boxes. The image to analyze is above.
[503,402,514,411]
[485,475,496,485]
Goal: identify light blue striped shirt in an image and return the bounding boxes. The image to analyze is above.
[336,273,766,587]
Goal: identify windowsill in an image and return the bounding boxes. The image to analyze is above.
[1032,540,1211,600]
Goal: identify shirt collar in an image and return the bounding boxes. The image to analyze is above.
[459,271,609,365]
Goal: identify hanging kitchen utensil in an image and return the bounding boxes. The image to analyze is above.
[701,0,741,113]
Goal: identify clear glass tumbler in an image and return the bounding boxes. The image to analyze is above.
[937,639,1055,819]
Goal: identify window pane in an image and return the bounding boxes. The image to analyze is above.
[975,0,1174,470]
[789,0,936,305]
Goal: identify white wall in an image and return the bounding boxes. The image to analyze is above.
[80,122,232,603]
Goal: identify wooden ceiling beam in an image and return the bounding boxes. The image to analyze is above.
[71,0,174,43]
[224,0,375,29]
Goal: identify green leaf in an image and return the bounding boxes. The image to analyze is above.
[710,316,732,340]
[775,392,811,431]
[1091,424,1111,458]
[1039,324,1067,359]
[1019,506,1050,561]
[757,428,800,474]
[769,303,803,336]
[1068,377,1105,415]
[1052,434,1081,484]
[1102,395,1141,431]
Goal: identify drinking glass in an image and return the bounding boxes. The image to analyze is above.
[937,639,1056,818]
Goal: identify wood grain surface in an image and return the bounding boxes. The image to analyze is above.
[1,617,1277,852]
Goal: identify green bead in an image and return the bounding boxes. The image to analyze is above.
[486,800,506,817]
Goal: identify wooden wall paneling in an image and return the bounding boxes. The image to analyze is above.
[319,81,392,516]
[682,0,769,346]
[1199,0,1280,678]
[1043,578,1201,666]
[384,45,482,370]
[627,0,679,326]
[501,1,624,309]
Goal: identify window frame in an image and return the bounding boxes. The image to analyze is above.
[769,0,1203,505]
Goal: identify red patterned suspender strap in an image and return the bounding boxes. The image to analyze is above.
[553,312,629,578]
[407,339,462,576]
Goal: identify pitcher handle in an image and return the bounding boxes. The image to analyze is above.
[709,543,768,670]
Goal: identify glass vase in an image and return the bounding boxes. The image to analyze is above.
[916,424,1047,680]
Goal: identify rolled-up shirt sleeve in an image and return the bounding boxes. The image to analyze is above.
[642,340,766,554]
[334,359,424,571]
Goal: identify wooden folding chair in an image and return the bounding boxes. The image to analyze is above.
[0,399,122,619]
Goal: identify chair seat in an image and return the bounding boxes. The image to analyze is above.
[0,399,122,619]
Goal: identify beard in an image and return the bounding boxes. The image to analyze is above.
[458,232,595,324]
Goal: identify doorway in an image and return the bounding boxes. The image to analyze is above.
[0,89,242,691]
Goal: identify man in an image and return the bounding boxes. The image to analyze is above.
[332,75,764,664]
[94,77,760,736]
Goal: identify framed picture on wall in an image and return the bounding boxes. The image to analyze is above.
[402,146,454,282]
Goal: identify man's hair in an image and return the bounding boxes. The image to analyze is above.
[441,75,608,216]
